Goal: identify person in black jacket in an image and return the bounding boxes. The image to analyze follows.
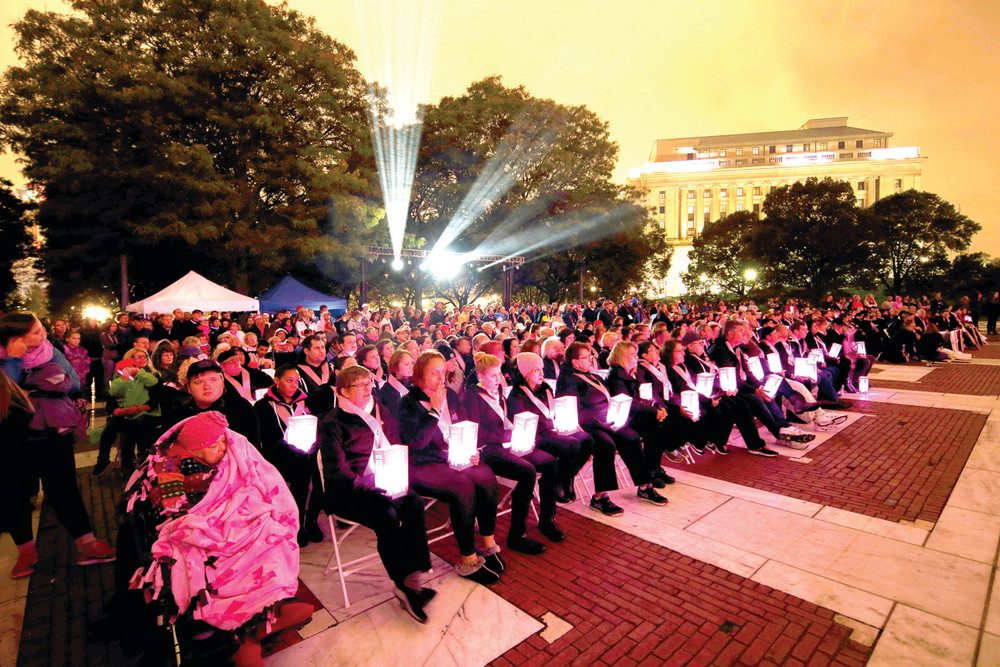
[319,365,434,623]
[556,342,667,517]
[378,349,413,417]
[466,354,561,555]
[162,359,260,447]
[398,350,503,586]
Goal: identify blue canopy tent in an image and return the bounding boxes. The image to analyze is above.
[257,275,348,316]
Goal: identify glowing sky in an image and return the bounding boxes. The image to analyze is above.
[2,0,998,257]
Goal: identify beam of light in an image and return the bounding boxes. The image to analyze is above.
[426,105,565,265]
[477,205,639,270]
[351,0,441,260]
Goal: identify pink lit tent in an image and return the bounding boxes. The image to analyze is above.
[125,271,259,315]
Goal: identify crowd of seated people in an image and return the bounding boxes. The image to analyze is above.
[0,290,990,662]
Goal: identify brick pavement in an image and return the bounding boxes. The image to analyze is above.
[661,402,984,524]
[869,364,1000,396]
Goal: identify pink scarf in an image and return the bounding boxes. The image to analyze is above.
[129,417,300,631]
[0,338,54,368]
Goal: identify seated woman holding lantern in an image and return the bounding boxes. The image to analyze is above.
[506,352,593,504]
[555,342,667,517]
[464,353,562,556]
[397,350,503,586]
[319,365,434,624]
[378,349,414,416]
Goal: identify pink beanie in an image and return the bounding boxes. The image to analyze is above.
[175,411,229,453]
[515,352,544,378]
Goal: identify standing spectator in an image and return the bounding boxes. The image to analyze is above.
[986,291,1000,336]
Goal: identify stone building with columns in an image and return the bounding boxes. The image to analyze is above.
[626,117,926,296]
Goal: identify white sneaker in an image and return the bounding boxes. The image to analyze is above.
[778,426,815,444]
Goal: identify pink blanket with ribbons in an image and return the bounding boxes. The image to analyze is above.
[130,417,300,631]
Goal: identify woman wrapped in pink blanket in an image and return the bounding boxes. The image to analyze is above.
[126,411,312,666]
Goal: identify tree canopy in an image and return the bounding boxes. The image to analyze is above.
[1,0,377,310]
[682,211,760,298]
[0,179,33,309]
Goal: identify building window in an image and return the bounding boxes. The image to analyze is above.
[704,207,711,224]
[736,202,745,212]
[752,158,765,164]
[752,147,760,155]
[858,151,871,158]
[658,190,665,200]
[857,181,866,191]
[785,145,792,153]
[659,205,665,214]
[698,150,708,158]
[803,143,810,152]
[687,191,695,199]
[659,219,665,229]
[769,146,776,154]
[838,141,845,149]
[819,142,827,150]
[753,203,760,217]
[720,188,728,197]
[856,198,864,208]
[895,179,902,188]
[874,139,882,147]
[735,159,747,165]
[736,187,745,197]
[687,205,695,220]
[839,153,853,159]
[703,190,712,198]
[719,160,730,166]
[753,186,761,196]
[720,149,727,157]
[736,148,743,156]
[770,157,782,164]
[720,206,727,218]
[856,140,864,148]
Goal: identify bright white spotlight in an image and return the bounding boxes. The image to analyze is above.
[433,262,461,280]
[391,258,404,271]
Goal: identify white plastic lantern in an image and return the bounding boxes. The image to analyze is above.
[808,349,825,365]
[639,383,653,401]
[607,394,633,431]
[746,357,764,381]
[447,421,479,470]
[766,352,782,374]
[545,378,557,392]
[828,342,842,358]
[372,444,409,499]
[285,415,318,453]
[858,376,869,393]
[594,368,610,381]
[794,358,817,381]
[254,388,269,403]
[856,342,867,357]
[719,367,737,393]
[696,372,715,397]
[763,374,783,399]
[553,395,579,434]
[681,390,700,421]
[510,412,539,456]
[261,367,276,378]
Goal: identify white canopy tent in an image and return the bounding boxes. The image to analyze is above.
[126,271,259,315]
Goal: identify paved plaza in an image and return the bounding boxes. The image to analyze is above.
[5,345,1000,666]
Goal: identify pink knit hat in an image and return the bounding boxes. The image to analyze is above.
[515,352,543,378]
[175,411,229,453]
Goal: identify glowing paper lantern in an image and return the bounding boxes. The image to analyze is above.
[285,415,318,453]
[545,378,557,392]
[746,357,764,381]
[763,374,783,399]
[766,352,782,374]
[448,421,479,470]
[828,343,842,358]
[254,388,268,402]
[794,358,817,382]
[858,376,869,393]
[719,367,737,393]
[639,383,653,401]
[594,368,610,381]
[808,349,825,365]
[607,394,633,431]
[856,342,867,356]
[553,396,579,434]
[681,390,700,421]
[261,368,275,378]
[662,382,671,401]
[510,412,539,456]
[372,444,409,499]
[696,372,715,397]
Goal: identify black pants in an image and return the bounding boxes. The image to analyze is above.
[409,462,497,557]
[632,411,685,472]
[6,431,93,544]
[325,487,431,588]
[97,415,159,475]
[480,445,557,538]
[538,430,593,490]
[716,397,766,450]
[582,423,650,492]
[264,445,323,534]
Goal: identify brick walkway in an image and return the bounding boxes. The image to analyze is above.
[661,402,985,524]
[870,364,1000,396]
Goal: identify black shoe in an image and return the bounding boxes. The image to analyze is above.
[637,486,669,506]
[590,496,624,517]
[305,523,325,543]
[296,531,309,548]
[538,520,565,543]
[418,587,437,607]
[555,487,572,504]
[507,535,546,555]
[563,484,577,502]
[691,443,706,456]
[651,468,675,488]
[92,459,110,476]
[396,586,427,623]
[748,447,779,458]
[460,563,501,585]
[714,443,729,455]
[484,551,506,574]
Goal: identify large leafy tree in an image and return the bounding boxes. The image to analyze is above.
[1,0,375,310]
[0,179,34,308]
[403,77,661,307]
[755,177,866,301]
[863,190,980,295]
[682,211,760,298]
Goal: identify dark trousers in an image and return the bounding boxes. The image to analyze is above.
[632,412,682,472]
[716,396,766,449]
[538,430,593,490]
[736,392,788,438]
[325,487,431,588]
[409,462,498,557]
[7,431,93,544]
[582,423,650,492]
[265,446,323,534]
[481,445,557,538]
[97,415,159,475]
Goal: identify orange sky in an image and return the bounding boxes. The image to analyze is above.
[3,0,999,256]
